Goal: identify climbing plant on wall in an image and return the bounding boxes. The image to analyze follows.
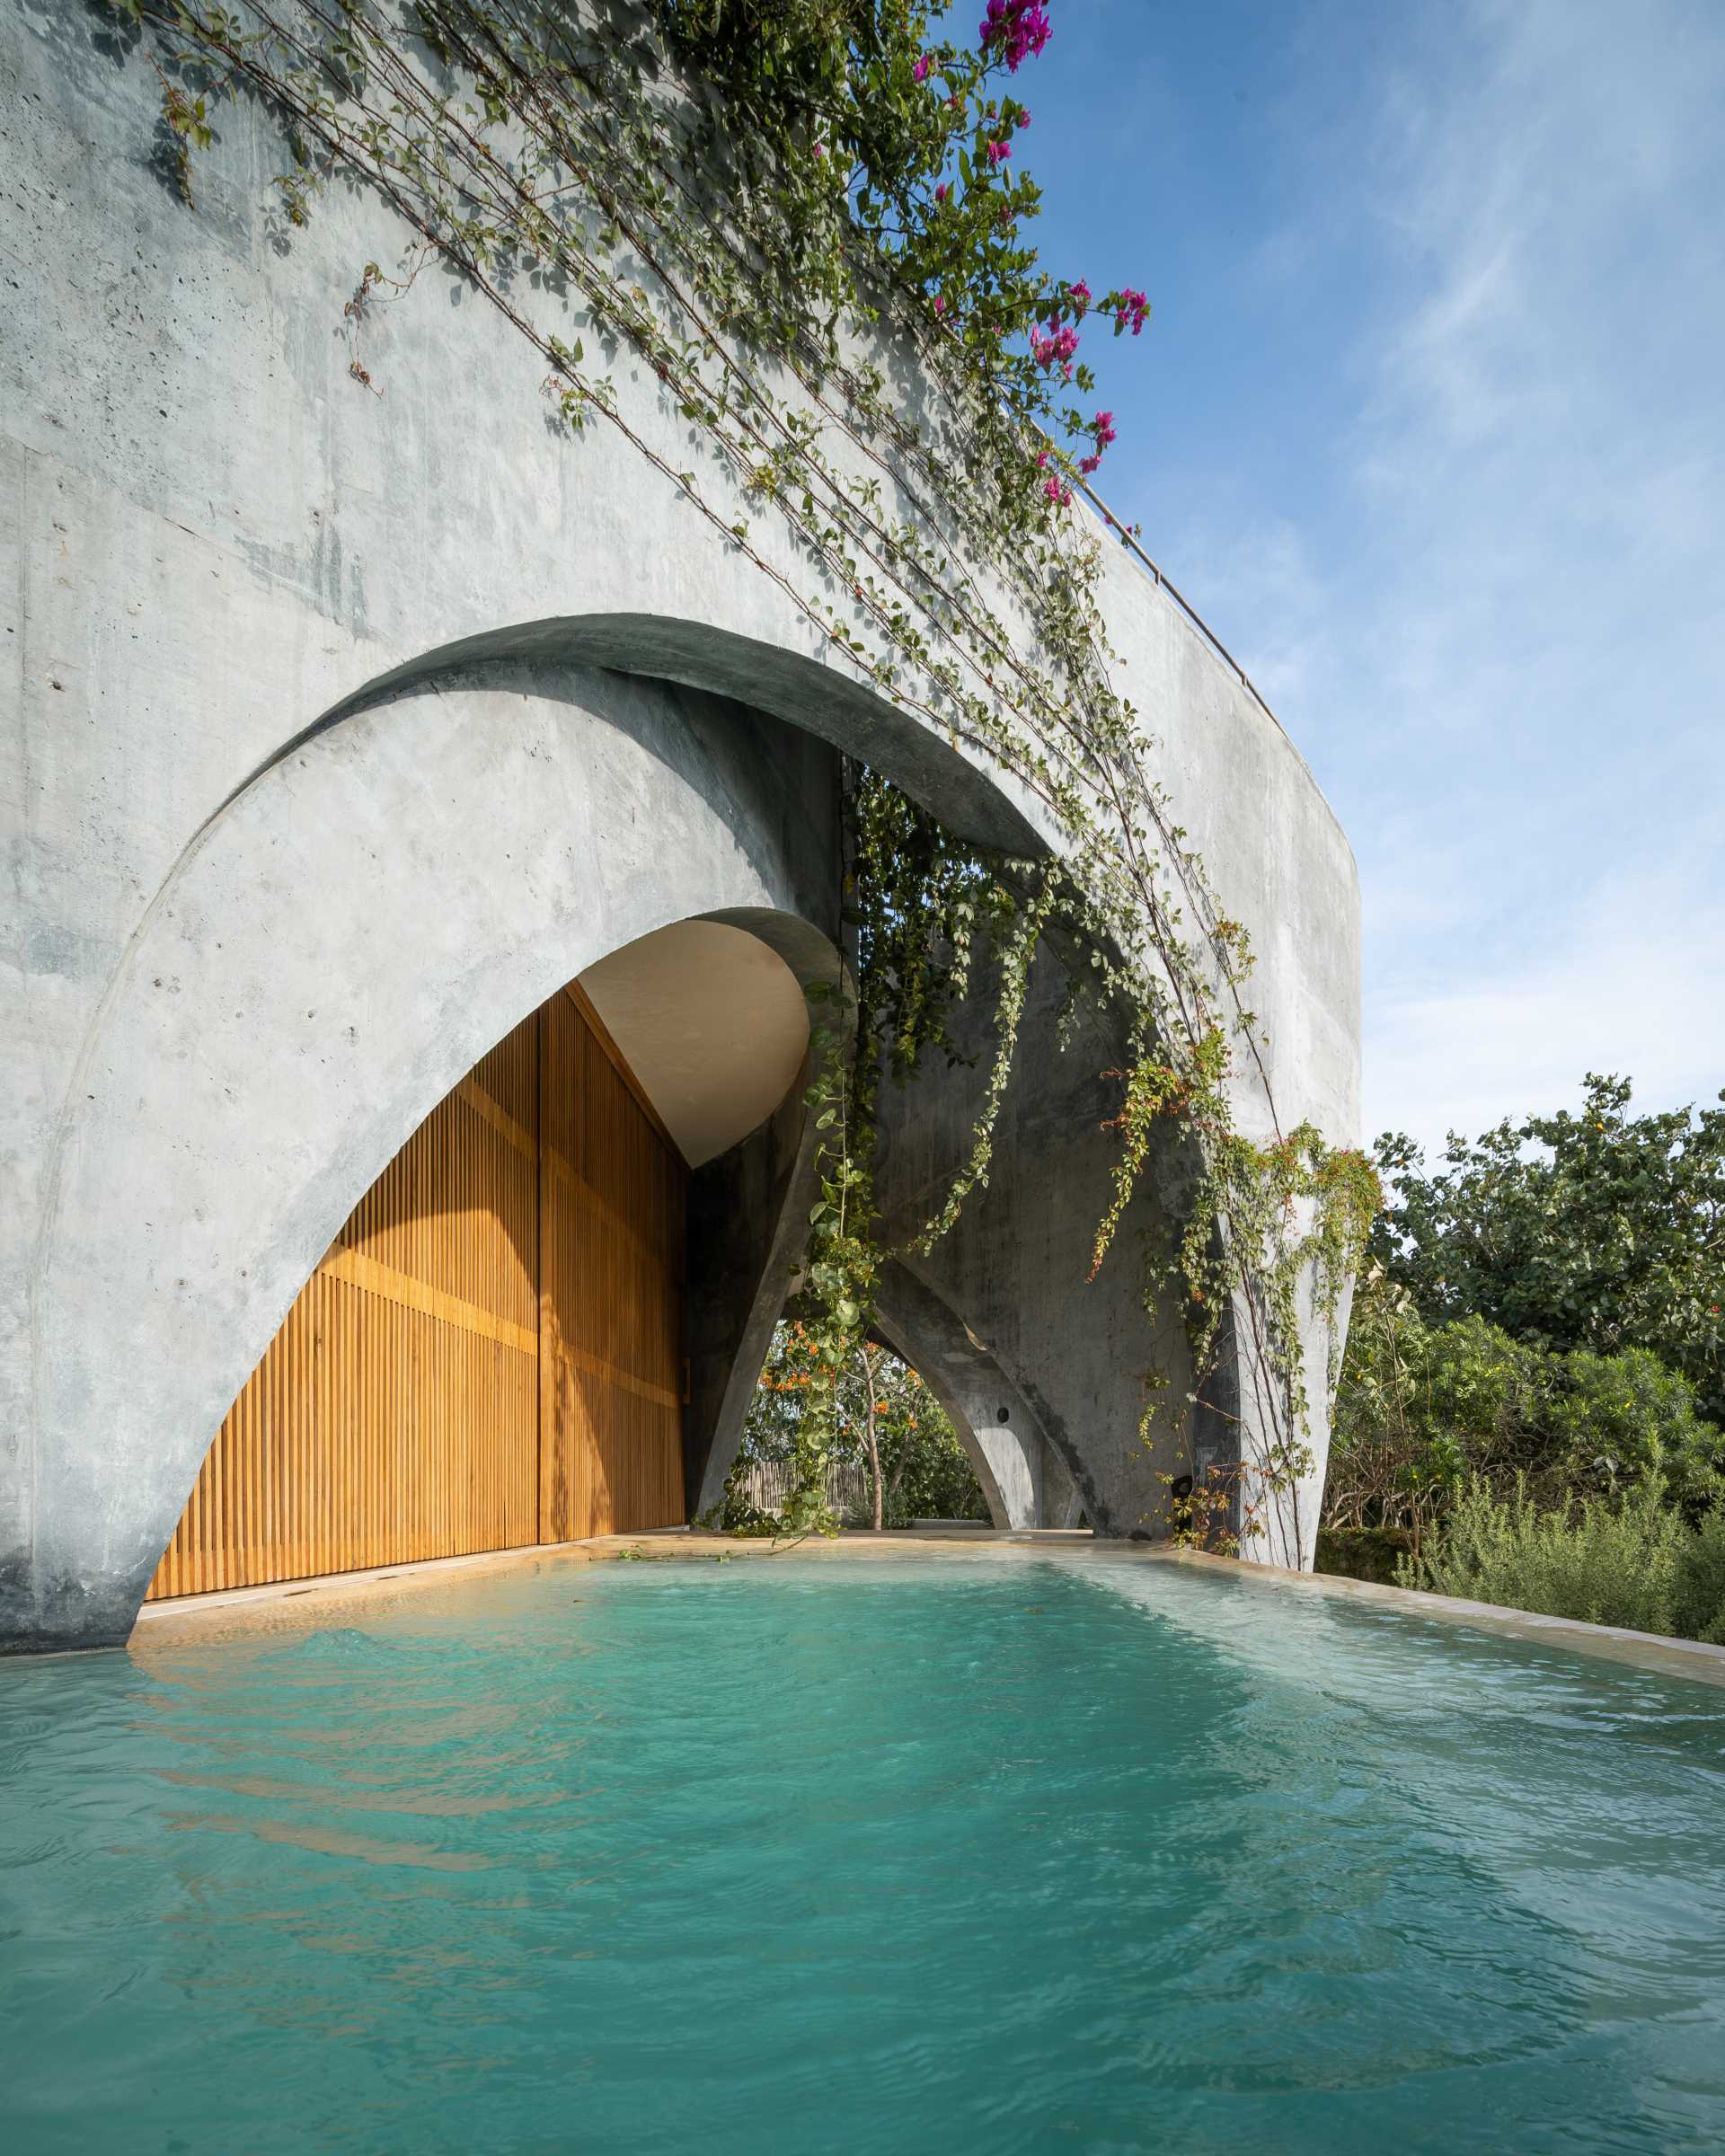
[106,0,1376,1562]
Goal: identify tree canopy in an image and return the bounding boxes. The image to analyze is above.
[1371,1074,1725,1426]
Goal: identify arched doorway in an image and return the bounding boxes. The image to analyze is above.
[146,917,815,1599]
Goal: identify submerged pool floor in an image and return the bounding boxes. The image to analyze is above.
[4,1550,1724,2154]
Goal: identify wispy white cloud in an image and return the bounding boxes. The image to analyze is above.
[1368,849,1725,1153]
[1167,0,1725,1158]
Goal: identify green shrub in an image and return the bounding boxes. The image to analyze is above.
[1547,1347,1725,1515]
[1327,1278,1558,1533]
[1422,1314,1552,1455]
[1674,1507,1725,1647]
[1402,1472,1690,1636]
[1329,1273,1724,1559]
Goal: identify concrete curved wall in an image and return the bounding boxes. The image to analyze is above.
[13,662,841,1646]
[1,5,1355,1127]
[1,4,1361,1638]
[871,1261,1074,1532]
[580,921,812,1169]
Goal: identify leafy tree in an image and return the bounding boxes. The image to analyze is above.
[876,1378,991,1524]
[1372,1074,1725,1425]
[1327,1277,1552,1552]
[1327,1268,1722,1542]
[1331,1074,1725,1634]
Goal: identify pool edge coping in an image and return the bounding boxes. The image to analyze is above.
[122,1530,1089,1640]
[124,1529,1725,1691]
[1154,1544,1725,1691]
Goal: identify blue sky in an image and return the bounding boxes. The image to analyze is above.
[1010,0,1725,1158]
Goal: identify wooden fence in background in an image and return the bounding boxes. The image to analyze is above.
[737,1459,876,1525]
[146,982,687,1599]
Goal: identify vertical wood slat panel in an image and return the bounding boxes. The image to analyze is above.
[539,989,687,1547]
[146,979,687,1601]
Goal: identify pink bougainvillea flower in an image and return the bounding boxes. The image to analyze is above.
[1114,287,1150,336]
[1036,449,1051,467]
[1017,109,1032,128]
[1069,278,1092,315]
[980,0,1052,73]
[986,137,1012,164]
[1043,473,1070,506]
[934,181,950,203]
[1030,322,1080,369]
[1079,454,1101,474]
[933,294,948,314]
[1093,409,1117,447]
[912,53,932,83]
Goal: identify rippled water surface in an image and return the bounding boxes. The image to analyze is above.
[4,1551,1725,2154]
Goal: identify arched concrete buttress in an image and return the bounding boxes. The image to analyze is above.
[16,664,843,1648]
[871,1260,1075,1531]
[868,937,1202,1543]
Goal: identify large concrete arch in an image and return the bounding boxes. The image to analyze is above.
[13,661,841,1648]
[1,4,1354,1135]
[2,5,1362,1644]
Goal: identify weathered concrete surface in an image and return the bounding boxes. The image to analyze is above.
[11,660,840,1648]
[871,1260,1078,1531]
[0,2,1360,1645]
[870,941,1200,1542]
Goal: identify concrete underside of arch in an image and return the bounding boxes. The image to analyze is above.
[871,1262,1080,1532]
[0,7,1362,1648]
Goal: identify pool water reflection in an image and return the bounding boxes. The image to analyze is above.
[3,1551,1723,2154]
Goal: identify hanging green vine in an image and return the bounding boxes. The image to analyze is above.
[105,0,1376,1562]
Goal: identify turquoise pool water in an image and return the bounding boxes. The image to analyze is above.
[4,1552,1724,2154]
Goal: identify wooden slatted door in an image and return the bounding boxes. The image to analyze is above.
[538,986,686,1541]
[146,983,688,1600]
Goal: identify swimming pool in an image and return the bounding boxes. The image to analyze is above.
[4,1550,1723,2153]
